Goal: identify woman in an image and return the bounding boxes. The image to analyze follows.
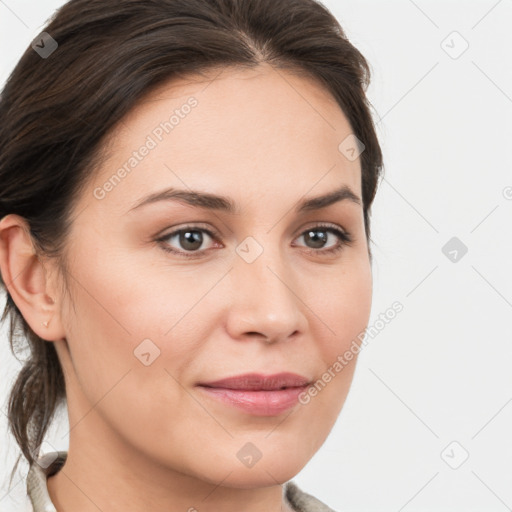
[0,0,383,510]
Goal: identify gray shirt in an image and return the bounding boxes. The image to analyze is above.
[27,452,336,512]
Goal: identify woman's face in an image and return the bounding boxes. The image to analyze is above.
[53,63,372,487]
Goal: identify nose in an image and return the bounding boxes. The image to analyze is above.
[225,244,308,344]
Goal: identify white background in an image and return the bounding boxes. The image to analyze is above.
[1,1,511,510]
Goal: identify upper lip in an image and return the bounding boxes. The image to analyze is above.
[197,372,311,390]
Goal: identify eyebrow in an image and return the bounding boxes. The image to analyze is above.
[128,184,361,214]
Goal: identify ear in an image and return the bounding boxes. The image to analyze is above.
[0,214,66,342]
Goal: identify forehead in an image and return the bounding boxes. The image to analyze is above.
[83,64,362,215]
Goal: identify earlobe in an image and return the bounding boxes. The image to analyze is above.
[0,214,66,342]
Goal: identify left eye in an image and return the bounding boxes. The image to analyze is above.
[295,227,347,250]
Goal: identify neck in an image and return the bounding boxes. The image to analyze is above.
[46,421,294,512]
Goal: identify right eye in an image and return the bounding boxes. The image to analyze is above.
[156,225,221,258]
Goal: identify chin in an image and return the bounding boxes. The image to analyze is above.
[201,449,310,489]
[215,465,303,489]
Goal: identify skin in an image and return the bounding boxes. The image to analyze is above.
[0,63,372,512]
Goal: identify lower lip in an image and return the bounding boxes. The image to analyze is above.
[197,385,309,416]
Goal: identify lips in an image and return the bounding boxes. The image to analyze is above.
[196,372,312,416]
[197,372,311,390]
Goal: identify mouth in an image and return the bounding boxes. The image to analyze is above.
[196,372,312,416]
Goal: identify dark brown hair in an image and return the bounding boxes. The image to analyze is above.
[0,0,383,483]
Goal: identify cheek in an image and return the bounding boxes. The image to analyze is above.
[310,255,372,354]
[61,245,226,408]
[61,265,198,456]
[295,257,372,431]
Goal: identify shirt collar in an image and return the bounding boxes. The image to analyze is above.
[27,451,67,512]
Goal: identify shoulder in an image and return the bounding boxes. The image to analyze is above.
[284,480,338,512]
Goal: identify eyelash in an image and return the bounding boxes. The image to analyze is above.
[155,223,354,259]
